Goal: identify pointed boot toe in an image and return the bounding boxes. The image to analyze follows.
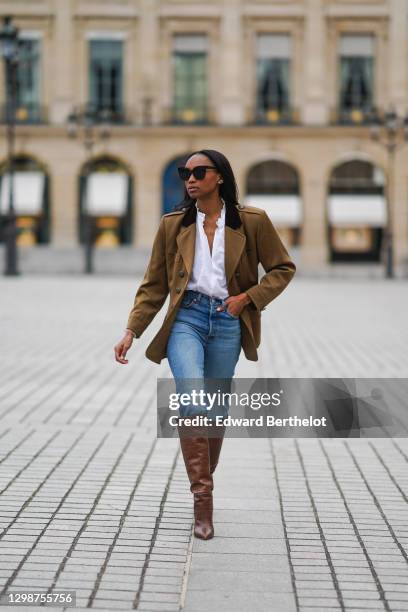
[193,492,214,540]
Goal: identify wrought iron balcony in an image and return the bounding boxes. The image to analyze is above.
[163,99,210,125]
[336,105,375,125]
[82,103,131,125]
[253,106,296,126]
[0,102,47,124]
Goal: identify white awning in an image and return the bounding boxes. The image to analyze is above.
[245,194,302,227]
[85,172,129,216]
[328,195,387,227]
[0,171,45,215]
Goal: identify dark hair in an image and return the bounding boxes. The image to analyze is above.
[173,149,240,211]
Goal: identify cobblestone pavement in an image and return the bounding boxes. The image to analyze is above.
[0,276,407,612]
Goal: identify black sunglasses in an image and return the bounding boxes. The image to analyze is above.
[177,165,218,181]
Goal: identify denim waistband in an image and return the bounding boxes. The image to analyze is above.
[183,289,228,305]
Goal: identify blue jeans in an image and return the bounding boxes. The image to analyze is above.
[166,289,242,420]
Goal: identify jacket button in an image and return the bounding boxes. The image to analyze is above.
[175,287,181,293]
[178,271,184,277]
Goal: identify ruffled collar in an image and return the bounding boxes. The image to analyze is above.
[195,199,226,228]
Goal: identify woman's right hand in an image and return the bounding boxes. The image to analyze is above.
[114,331,134,364]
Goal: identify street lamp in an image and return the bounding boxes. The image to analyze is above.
[66,104,111,273]
[0,15,22,275]
[369,105,408,278]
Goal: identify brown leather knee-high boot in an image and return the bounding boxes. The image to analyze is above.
[177,424,214,540]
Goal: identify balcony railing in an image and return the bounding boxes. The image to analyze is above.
[252,106,296,126]
[163,99,210,125]
[335,106,375,125]
[1,101,386,129]
[0,103,47,124]
[83,103,132,125]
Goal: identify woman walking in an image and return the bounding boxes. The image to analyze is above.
[114,149,296,540]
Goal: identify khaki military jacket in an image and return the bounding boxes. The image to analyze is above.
[126,203,296,364]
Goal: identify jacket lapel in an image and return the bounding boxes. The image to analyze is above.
[224,226,246,287]
[176,203,246,289]
[176,224,196,280]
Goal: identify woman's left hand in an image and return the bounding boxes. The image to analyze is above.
[216,292,251,317]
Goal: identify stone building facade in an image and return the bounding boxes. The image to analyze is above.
[0,0,407,271]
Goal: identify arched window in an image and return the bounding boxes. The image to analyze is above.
[246,160,301,247]
[162,154,190,215]
[328,159,386,261]
[0,155,50,245]
[78,157,133,246]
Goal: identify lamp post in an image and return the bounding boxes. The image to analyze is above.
[0,16,21,276]
[369,105,408,278]
[66,104,111,273]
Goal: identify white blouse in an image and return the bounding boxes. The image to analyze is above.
[186,200,229,300]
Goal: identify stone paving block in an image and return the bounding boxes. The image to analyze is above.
[337,581,380,591]
[298,608,341,612]
[341,601,387,609]
[102,567,143,577]
[136,605,179,612]
[214,509,283,524]
[140,583,181,594]
[296,587,338,597]
[298,596,342,606]
[91,600,135,609]
[388,594,408,601]
[341,590,381,599]
[143,575,181,586]
[193,536,286,554]
[138,592,180,603]
[186,569,293,592]
[190,551,290,572]
[295,580,336,589]
[144,563,185,573]
[182,589,297,612]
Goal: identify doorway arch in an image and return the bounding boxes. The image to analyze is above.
[78,156,133,246]
[246,159,302,247]
[162,154,190,215]
[327,159,386,261]
[0,155,50,245]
